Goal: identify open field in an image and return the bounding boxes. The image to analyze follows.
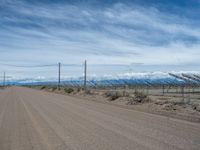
[33,85,200,122]
[0,86,200,150]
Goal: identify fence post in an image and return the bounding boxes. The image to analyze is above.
[182,85,184,101]
[162,84,165,96]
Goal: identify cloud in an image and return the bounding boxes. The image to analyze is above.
[0,0,200,79]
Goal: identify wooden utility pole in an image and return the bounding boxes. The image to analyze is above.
[0,72,11,87]
[58,62,61,90]
[84,60,87,90]
[3,72,5,87]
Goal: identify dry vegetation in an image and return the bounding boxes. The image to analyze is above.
[104,91,130,101]
[31,85,200,122]
[126,91,151,105]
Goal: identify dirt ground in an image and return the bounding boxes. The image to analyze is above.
[34,85,200,123]
[0,86,200,150]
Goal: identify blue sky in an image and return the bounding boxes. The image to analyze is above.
[0,0,200,79]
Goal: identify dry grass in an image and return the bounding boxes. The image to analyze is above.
[104,91,129,101]
[127,91,151,105]
[64,88,74,94]
[40,86,46,90]
[32,85,200,115]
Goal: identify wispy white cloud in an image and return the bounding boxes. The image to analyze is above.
[0,0,200,79]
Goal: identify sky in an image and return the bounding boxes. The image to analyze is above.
[0,0,200,79]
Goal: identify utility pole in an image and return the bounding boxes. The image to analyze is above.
[84,60,87,90]
[58,62,61,90]
[0,72,11,88]
[3,72,5,87]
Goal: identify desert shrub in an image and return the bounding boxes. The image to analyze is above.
[162,103,176,111]
[196,104,200,112]
[127,91,151,105]
[109,93,121,101]
[104,91,114,97]
[77,88,81,92]
[104,91,126,101]
[40,86,46,90]
[172,99,193,108]
[172,100,186,106]
[105,91,129,97]
[122,91,130,97]
[64,88,74,94]
[51,87,57,91]
[134,91,150,103]
[191,104,200,112]
[84,89,93,95]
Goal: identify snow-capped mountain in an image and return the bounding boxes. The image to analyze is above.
[3,71,200,86]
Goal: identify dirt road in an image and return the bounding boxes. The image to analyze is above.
[0,87,199,150]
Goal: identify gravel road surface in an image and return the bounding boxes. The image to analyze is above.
[0,87,199,150]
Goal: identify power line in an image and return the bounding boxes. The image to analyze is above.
[0,63,57,68]
[62,64,83,67]
[0,63,144,68]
